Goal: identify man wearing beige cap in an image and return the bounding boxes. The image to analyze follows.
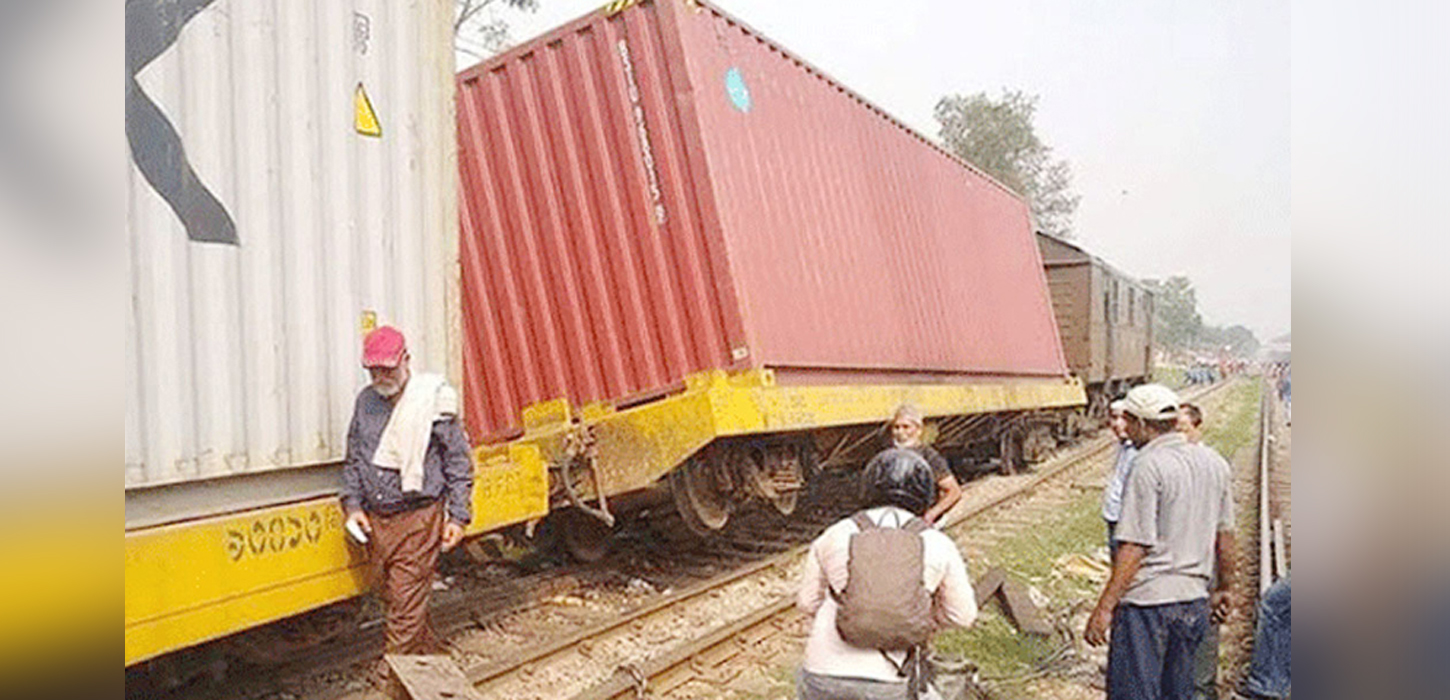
[1084,384,1237,700]
[341,325,474,668]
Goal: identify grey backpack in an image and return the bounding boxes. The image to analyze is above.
[830,511,935,651]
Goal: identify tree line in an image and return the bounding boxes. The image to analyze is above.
[1140,276,1260,357]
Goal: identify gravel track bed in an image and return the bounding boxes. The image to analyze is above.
[138,387,1234,700]
[556,436,1126,700]
[1222,387,1290,693]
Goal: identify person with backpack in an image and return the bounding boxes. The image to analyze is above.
[796,448,978,700]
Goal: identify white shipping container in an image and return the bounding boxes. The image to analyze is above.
[125,0,458,500]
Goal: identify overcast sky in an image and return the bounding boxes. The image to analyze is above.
[466,0,1290,341]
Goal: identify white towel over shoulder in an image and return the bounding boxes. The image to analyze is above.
[372,372,459,493]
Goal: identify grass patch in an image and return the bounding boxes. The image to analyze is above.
[981,491,1110,602]
[934,487,1106,681]
[934,606,1060,677]
[1199,380,1262,461]
[726,664,796,700]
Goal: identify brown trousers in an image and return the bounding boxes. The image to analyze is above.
[369,499,445,655]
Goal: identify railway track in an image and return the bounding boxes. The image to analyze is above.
[550,440,1121,700]
[515,381,1232,700]
[1256,382,1291,593]
[1214,377,1291,697]
[136,469,866,700]
[142,383,1230,700]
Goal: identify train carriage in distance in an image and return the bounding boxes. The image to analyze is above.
[126,0,1086,673]
[1036,232,1155,418]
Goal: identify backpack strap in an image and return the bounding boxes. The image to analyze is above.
[831,512,876,604]
[851,511,878,532]
[902,516,930,534]
[879,645,923,685]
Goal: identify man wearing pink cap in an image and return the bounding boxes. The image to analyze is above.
[341,326,473,664]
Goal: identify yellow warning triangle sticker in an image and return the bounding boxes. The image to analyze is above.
[355,82,381,138]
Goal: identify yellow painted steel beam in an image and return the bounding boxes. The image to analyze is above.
[124,499,366,667]
[125,373,1076,667]
[124,443,548,667]
[516,370,1086,495]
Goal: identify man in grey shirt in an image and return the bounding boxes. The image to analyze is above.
[1085,384,1237,700]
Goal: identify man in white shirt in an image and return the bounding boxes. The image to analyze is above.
[797,449,978,700]
[1102,399,1138,557]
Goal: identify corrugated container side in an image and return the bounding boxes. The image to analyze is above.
[671,2,1067,379]
[125,0,457,491]
[457,0,1067,442]
[457,3,745,442]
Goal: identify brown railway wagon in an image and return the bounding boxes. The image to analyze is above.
[1037,233,1153,413]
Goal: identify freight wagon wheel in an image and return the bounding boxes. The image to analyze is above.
[1022,424,1057,464]
[998,428,1026,475]
[670,457,732,535]
[558,508,613,563]
[742,445,805,516]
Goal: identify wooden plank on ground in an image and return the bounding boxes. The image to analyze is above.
[1272,518,1289,580]
[971,566,1052,636]
[385,654,482,700]
[973,567,1006,607]
[998,576,1054,636]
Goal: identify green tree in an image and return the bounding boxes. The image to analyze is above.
[455,0,539,63]
[1217,325,1261,357]
[934,90,1081,238]
[1143,276,1261,357]
[1141,276,1202,350]
[1198,324,1261,358]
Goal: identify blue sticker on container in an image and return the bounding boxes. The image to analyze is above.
[724,67,751,113]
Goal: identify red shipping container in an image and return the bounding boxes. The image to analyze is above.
[457,0,1067,443]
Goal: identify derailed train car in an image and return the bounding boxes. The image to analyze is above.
[125,0,1083,672]
[455,0,1082,553]
[1036,232,1155,416]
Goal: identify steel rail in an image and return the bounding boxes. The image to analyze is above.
[556,380,1234,700]
[1258,382,1274,595]
[564,439,1121,700]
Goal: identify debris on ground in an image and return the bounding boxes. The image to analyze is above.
[1052,551,1111,586]
[626,577,658,595]
[973,567,1054,636]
